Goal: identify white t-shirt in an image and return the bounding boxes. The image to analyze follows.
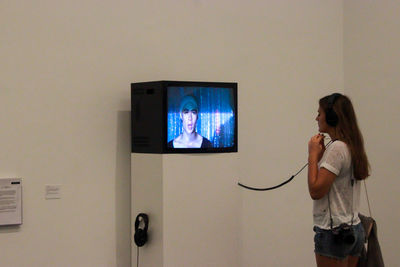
[313,141,361,229]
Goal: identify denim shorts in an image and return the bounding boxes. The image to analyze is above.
[313,223,365,260]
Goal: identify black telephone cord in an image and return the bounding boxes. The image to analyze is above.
[238,139,333,191]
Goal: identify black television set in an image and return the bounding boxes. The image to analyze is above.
[131,81,238,153]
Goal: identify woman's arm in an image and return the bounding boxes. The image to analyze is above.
[308,163,336,200]
[308,134,336,200]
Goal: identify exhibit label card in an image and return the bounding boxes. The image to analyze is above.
[0,178,22,226]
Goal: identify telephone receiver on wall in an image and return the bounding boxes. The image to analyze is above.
[134,213,149,247]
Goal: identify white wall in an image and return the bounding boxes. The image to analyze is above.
[131,1,343,266]
[236,1,343,265]
[0,1,132,266]
[1,0,398,266]
[344,1,400,265]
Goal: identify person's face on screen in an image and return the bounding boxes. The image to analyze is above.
[181,109,198,134]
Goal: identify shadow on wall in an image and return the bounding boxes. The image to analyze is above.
[0,225,20,234]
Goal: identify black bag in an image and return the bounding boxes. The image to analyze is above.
[357,213,384,266]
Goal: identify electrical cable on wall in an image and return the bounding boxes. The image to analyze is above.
[136,246,139,267]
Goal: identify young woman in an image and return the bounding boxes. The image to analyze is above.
[308,93,370,267]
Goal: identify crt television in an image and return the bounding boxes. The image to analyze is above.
[131,81,238,153]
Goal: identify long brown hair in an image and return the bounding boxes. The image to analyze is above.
[320,94,370,180]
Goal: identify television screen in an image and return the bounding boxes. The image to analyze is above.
[166,83,237,152]
[131,81,237,153]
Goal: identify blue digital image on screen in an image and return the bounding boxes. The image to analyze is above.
[167,86,235,148]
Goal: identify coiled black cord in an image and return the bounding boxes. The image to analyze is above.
[237,139,333,191]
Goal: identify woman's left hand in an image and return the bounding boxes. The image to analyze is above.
[308,134,325,162]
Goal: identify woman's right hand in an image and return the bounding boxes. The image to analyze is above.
[308,133,325,162]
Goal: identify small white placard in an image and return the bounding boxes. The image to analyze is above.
[45,185,61,199]
[0,178,22,226]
